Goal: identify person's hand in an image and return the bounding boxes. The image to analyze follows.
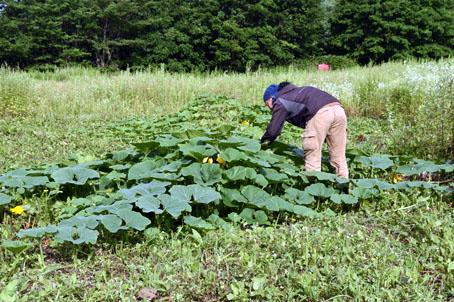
[260,141,269,150]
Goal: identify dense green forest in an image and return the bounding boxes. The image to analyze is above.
[0,0,453,71]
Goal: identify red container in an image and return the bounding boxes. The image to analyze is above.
[317,64,330,71]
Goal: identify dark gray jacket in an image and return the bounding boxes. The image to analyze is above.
[260,84,340,143]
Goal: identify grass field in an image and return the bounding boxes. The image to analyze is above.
[1,60,453,301]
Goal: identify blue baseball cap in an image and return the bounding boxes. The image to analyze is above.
[263,84,279,103]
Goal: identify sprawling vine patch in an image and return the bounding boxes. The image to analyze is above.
[1,96,453,246]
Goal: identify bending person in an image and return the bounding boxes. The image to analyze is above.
[260,82,349,179]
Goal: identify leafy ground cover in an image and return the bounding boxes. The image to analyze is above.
[1,62,454,301]
[2,95,452,243]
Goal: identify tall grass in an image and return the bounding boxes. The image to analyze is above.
[1,58,453,159]
[0,59,450,119]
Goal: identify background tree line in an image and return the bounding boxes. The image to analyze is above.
[0,0,453,72]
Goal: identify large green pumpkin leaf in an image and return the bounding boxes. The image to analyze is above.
[235,137,261,153]
[1,240,34,255]
[147,172,180,181]
[253,174,268,187]
[397,161,440,175]
[87,202,133,215]
[51,167,99,185]
[180,144,216,161]
[259,168,288,183]
[3,178,23,187]
[244,167,258,179]
[156,135,184,148]
[330,194,358,204]
[302,171,338,182]
[172,130,207,140]
[254,210,269,225]
[404,181,427,188]
[72,227,99,245]
[17,225,58,238]
[22,176,49,188]
[112,150,131,162]
[218,148,246,162]
[441,164,454,172]
[136,195,163,214]
[292,205,322,218]
[200,164,222,185]
[356,154,394,170]
[164,151,179,160]
[351,187,379,199]
[189,184,221,204]
[58,216,99,229]
[257,150,282,164]
[185,129,211,139]
[305,183,334,198]
[219,137,245,149]
[73,168,99,184]
[55,226,76,243]
[101,215,126,233]
[239,208,255,224]
[169,185,193,203]
[225,166,249,181]
[184,216,215,230]
[376,181,395,190]
[285,188,315,205]
[271,196,293,212]
[4,168,28,178]
[110,164,131,171]
[355,179,379,188]
[116,209,151,231]
[106,171,126,181]
[208,214,233,231]
[182,163,222,185]
[228,212,242,223]
[431,184,452,192]
[128,160,159,180]
[160,161,182,173]
[221,187,247,206]
[132,141,160,155]
[181,163,203,183]
[241,185,278,211]
[159,194,191,217]
[119,181,170,200]
[51,167,74,184]
[241,185,269,207]
[280,167,300,178]
[394,181,410,190]
[244,155,271,168]
[265,199,280,211]
[0,193,12,205]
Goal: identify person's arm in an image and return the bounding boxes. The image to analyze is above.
[260,102,288,144]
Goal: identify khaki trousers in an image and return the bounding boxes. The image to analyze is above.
[301,104,349,178]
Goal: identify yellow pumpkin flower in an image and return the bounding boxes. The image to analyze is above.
[203,157,213,164]
[241,121,249,125]
[216,156,226,164]
[389,174,403,183]
[10,205,25,215]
